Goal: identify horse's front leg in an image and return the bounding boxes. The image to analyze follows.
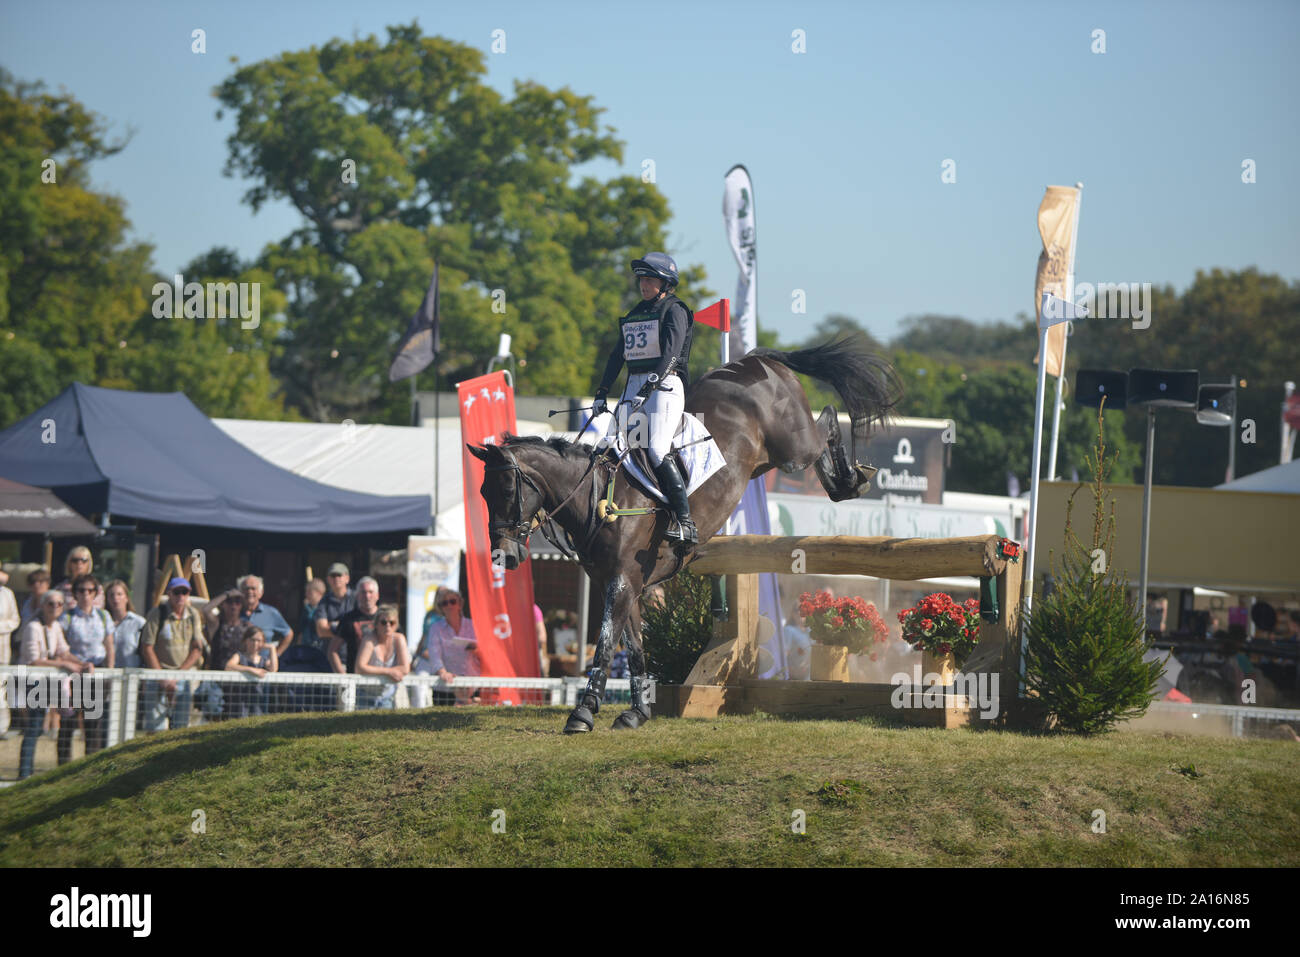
[563,573,633,734]
[612,604,652,730]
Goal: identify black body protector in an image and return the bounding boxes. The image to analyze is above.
[596,292,695,393]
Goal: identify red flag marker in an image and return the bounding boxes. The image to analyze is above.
[695,298,730,332]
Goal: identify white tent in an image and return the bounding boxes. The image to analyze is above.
[1215,459,1300,494]
[213,417,556,552]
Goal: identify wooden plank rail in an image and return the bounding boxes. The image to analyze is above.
[687,534,1008,580]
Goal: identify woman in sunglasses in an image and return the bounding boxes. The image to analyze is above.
[355,604,410,709]
[57,573,113,756]
[55,547,104,610]
[414,587,479,705]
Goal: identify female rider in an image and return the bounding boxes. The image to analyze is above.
[582,251,696,546]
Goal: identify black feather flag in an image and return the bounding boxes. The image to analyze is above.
[388,263,440,382]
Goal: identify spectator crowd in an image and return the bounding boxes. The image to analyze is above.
[2,558,486,780]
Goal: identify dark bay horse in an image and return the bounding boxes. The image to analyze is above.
[468,338,900,733]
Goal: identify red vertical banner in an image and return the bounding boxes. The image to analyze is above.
[459,372,540,704]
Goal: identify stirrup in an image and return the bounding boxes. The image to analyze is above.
[665,517,698,545]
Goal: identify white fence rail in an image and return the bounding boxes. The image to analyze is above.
[0,666,631,752]
[1145,700,1300,738]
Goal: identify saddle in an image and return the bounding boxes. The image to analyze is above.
[601,412,726,504]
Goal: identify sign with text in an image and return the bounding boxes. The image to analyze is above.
[405,536,462,655]
[768,420,949,504]
[769,493,1013,541]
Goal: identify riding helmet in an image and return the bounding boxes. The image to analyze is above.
[631,251,678,288]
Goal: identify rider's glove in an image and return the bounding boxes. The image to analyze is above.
[592,389,609,416]
[635,374,659,401]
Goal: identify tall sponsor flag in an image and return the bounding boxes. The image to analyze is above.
[722,164,757,358]
[1032,187,1079,378]
[459,371,539,703]
[722,164,784,676]
[388,263,441,382]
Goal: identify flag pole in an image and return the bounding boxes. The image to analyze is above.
[1023,301,1052,694]
[1046,182,1082,481]
[1283,380,1296,465]
[721,210,732,535]
[433,361,440,535]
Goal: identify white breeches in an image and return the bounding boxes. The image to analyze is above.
[578,372,685,467]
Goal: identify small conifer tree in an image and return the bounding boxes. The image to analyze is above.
[641,571,715,685]
[1022,399,1165,733]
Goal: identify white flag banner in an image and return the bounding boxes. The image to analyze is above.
[722,164,757,357]
[1039,291,1089,329]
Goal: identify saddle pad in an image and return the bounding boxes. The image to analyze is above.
[612,413,726,503]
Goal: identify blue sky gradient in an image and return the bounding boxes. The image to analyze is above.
[3,0,1297,344]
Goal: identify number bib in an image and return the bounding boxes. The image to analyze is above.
[622,319,661,361]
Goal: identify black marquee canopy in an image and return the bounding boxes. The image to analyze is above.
[0,383,431,535]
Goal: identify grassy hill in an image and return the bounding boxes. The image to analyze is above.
[1,708,1297,867]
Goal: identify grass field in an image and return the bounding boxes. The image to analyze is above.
[1,707,1297,867]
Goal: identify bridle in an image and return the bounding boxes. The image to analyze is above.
[484,450,547,553]
[483,443,606,562]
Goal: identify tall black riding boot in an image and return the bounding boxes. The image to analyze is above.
[653,458,697,546]
[564,667,606,734]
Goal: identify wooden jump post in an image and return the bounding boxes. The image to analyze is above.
[664,535,1024,727]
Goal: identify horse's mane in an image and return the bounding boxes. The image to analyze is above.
[500,432,591,462]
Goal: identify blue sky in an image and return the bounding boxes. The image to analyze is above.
[3,0,1297,345]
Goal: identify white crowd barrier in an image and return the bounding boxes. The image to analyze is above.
[0,665,632,752]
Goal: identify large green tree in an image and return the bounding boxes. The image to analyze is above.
[0,70,288,426]
[0,68,143,424]
[127,247,293,420]
[215,23,706,423]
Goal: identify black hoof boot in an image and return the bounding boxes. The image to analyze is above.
[612,677,653,730]
[564,668,606,734]
[612,707,650,729]
[564,706,595,734]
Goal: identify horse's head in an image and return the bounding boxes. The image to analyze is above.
[467,441,545,571]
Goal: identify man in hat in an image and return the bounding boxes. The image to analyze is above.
[314,562,357,652]
[139,577,206,731]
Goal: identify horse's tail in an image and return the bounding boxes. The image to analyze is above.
[750,338,903,432]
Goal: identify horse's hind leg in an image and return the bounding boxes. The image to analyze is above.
[813,406,878,502]
[612,608,651,729]
[564,574,632,734]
